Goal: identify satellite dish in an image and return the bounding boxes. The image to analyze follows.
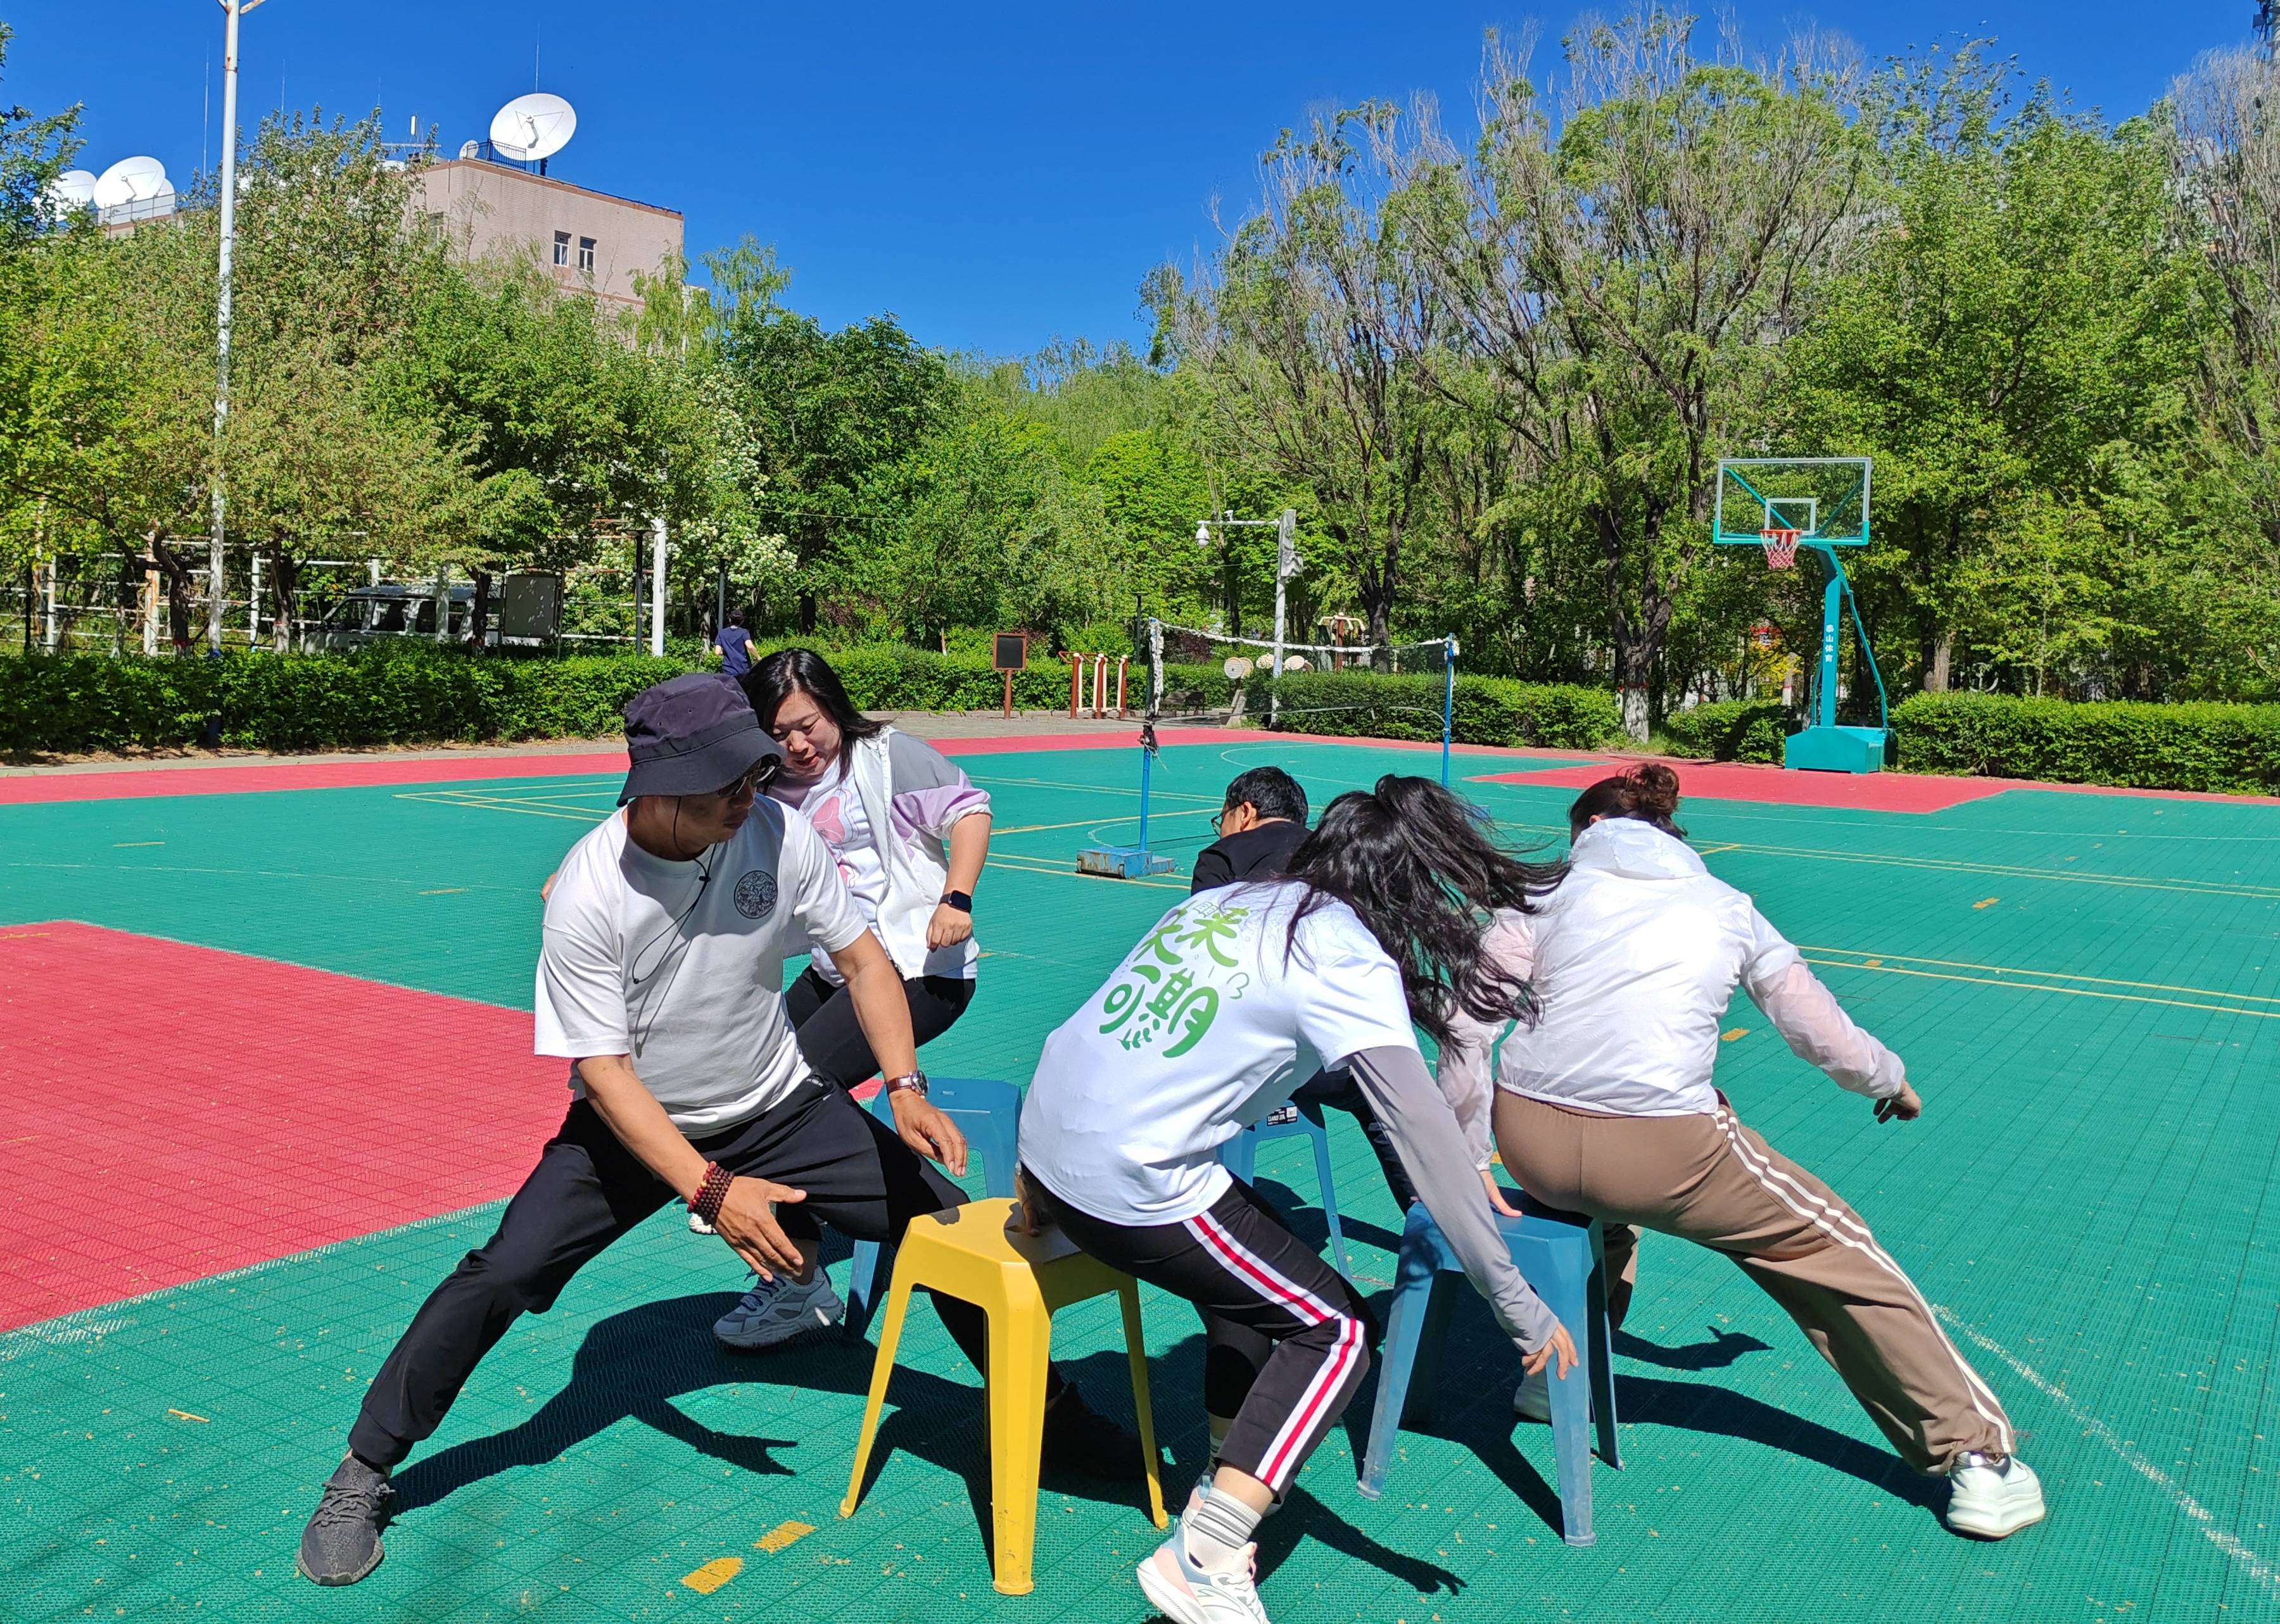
[46,169,97,213]
[93,155,171,210]
[489,92,576,161]
[1282,655,1311,673]
[459,139,480,160]
[1222,656,1254,680]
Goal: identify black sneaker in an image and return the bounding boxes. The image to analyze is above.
[1041,1384,1155,1482]
[296,1454,396,1585]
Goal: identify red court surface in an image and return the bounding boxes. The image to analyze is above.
[0,921,566,1331]
[1477,757,2022,812]
[0,727,1236,805]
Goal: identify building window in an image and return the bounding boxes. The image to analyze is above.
[577,236,596,274]
[552,230,569,267]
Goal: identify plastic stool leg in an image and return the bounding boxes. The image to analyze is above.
[839,1273,915,1520]
[1308,1125,1353,1281]
[1117,1280,1169,1529]
[844,1240,882,1337]
[1585,1231,1621,1470]
[1357,1268,1435,1498]
[984,1304,1054,1595]
[1546,1348,1596,1546]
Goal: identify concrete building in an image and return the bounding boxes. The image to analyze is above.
[410,158,682,312]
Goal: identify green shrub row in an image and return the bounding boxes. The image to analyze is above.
[13,646,2276,793]
[0,643,699,754]
[0,643,1236,755]
[1892,692,2280,795]
[1234,670,1624,751]
[1661,700,1796,764]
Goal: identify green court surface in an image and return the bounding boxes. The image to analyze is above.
[5,736,2280,1621]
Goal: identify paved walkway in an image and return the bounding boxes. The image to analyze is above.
[0,708,1170,779]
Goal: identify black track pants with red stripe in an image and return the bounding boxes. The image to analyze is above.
[1028,1170,1373,1495]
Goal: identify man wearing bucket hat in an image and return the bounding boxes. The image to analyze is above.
[298,674,1139,1586]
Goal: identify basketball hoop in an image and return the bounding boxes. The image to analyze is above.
[1760,528,1802,570]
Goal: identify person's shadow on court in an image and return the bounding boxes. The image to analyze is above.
[1053,1335,1466,1601]
[391,1288,986,1514]
[1333,1304,1947,1530]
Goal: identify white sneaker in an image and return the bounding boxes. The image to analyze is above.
[1512,1368,1550,1421]
[1136,1526,1270,1624]
[1946,1451,2046,1539]
[687,1208,716,1235]
[711,1272,844,1349]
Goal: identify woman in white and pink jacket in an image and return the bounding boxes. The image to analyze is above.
[1441,763,2045,1541]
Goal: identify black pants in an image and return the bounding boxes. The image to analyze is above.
[1026,1171,1373,1495]
[349,1080,988,1470]
[787,964,975,1088]
[1291,1065,1418,1211]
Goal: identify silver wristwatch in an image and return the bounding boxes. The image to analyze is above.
[882,1071,930,1099]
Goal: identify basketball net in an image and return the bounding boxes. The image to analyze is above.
[1761,527,1801,570]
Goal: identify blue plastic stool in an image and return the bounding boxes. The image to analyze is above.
[1220,1102,1352,1281]
[845,1076,1022,1333]
[1357,1190,1620,1545]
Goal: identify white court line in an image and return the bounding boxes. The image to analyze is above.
[1935,1305,2279,1597]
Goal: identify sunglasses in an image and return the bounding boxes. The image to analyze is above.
[702,759,780,802]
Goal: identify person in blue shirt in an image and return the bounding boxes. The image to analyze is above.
[712,610,756,677]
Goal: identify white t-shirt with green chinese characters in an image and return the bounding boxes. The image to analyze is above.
[1019,879,1419,1226]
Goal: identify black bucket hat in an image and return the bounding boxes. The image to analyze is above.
[618,673,784,806]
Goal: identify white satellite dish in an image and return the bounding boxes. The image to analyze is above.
[1222,656,1255,681]
[92,155,170,210]
[46,169,97,213]
[459,139,480,160]
[489,92,576,162]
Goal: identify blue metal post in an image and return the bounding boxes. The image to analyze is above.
[1440,636,1456,787]
[1137,731,1153,855]
[1814,549,1843,730]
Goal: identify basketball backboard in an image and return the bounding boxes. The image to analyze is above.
[1713,457,1872,546]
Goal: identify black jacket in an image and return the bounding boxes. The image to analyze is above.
[1189,818,1309,893]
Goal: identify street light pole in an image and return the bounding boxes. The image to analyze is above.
[210,0,265,653]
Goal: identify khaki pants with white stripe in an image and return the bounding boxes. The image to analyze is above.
[1493,1092,2013,1473]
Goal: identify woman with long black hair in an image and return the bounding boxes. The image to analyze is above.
[1016,776,1578,1624]
[706,648,998,1351]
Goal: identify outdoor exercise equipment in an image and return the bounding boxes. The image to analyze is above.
[1713,456,1890,774]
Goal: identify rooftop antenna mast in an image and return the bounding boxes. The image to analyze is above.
[2260,0,2279,56]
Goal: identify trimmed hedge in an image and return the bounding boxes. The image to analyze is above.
[0,643,699,754]
[1894,692,2280,795]
[1235,670,1623,752]
[1662,700,1795,764]
[0,643,1239,756]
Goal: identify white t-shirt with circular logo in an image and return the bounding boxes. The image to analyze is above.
[533,801,868,1133]
[1019,880,1418,1225]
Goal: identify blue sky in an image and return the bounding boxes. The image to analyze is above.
[6,1,2255,358]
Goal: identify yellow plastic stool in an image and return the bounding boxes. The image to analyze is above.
[839,1197,1168,1595]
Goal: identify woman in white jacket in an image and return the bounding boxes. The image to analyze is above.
[1442,764,2046,1541]
[709,648,996,1350]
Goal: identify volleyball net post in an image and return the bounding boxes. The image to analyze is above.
[1075,617,1176,879]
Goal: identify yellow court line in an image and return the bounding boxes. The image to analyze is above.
[994,807,1219,837]
[1802,947,2280,1006]
[968,773,1224,804]
[1715,841,2280,900]
[399,787,618,813]
[1802,955,2280,1020]
[394,791,611,825]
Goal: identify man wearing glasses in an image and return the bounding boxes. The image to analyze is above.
[298,673,1132,1585]
[1188,767,1312,893]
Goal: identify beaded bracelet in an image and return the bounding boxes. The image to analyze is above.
[692,1161,735,1227]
